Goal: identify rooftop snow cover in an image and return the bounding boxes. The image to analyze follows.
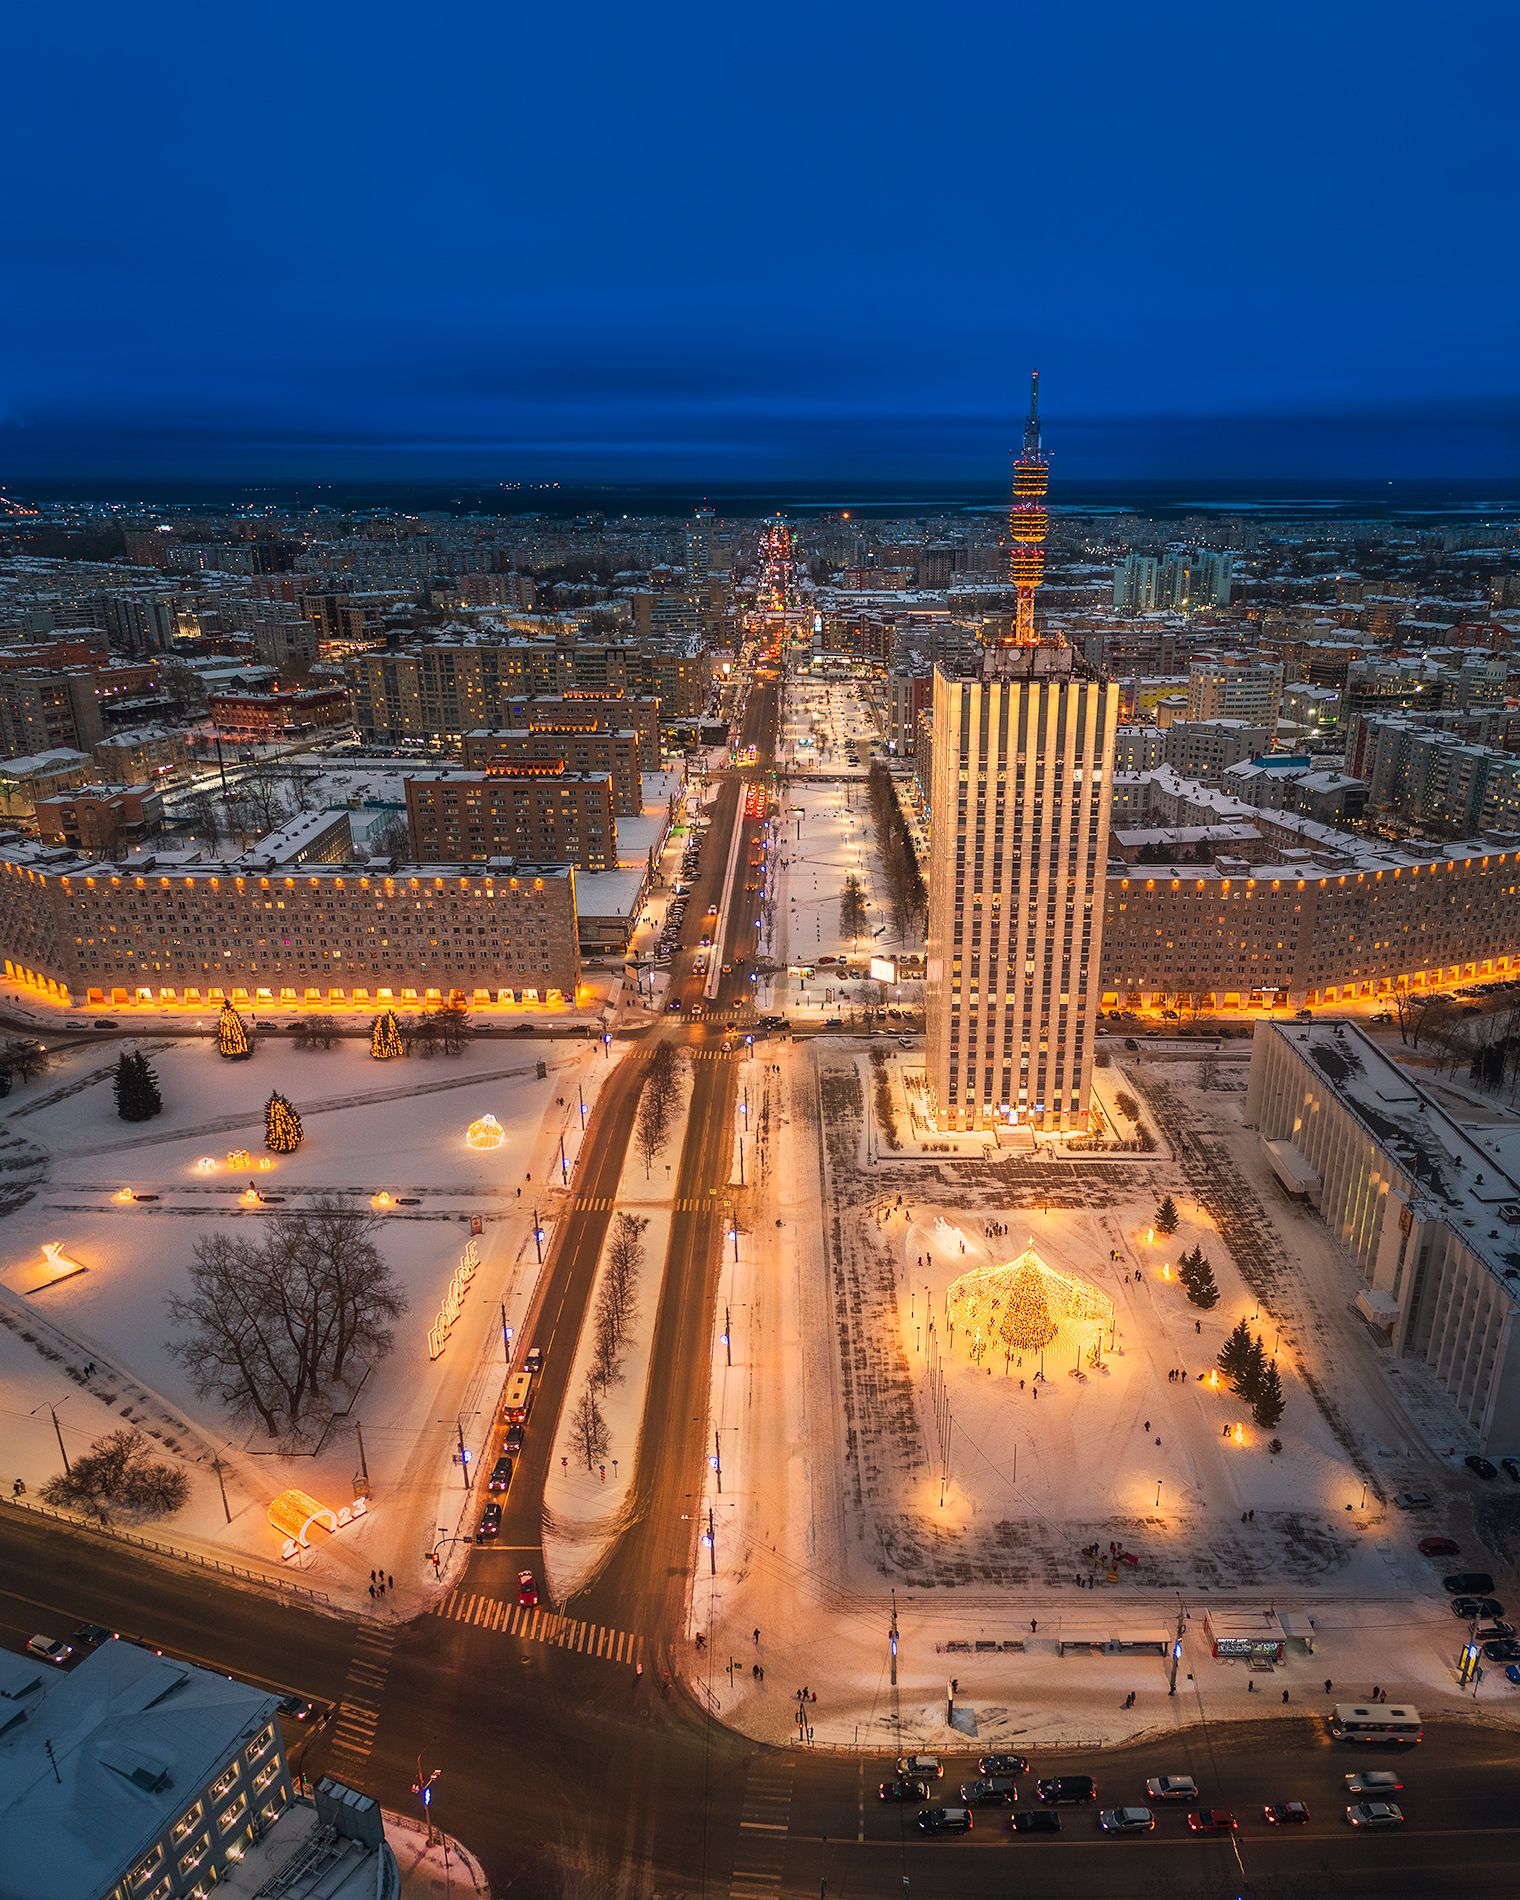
[0,1642,281,1900]
[1280,1021,1520,1285]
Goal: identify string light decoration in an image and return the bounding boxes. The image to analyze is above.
[370,1010,403,1061]
[217,1002,252,1060]
[946,1243,1114,1360]
[264,1091,304,1153]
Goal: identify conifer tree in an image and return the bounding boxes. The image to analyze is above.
[1154,1194,1179,1236]
[114,1050,164,1122]
[264,1091,304,1153]
[1252,1357,1286,1429]
[1237,1332,1269,1403]
[370,1010,403,1060]
[217,1003,252,1060]
[1185,1253,1220,1310]
[1218,1316,1253,1387]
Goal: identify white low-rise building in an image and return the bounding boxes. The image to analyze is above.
[1246,1020,1520,1451]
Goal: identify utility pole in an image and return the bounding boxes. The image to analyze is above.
[558,1134,569,1186]
[50,1405,69,1474]
[355,1421,369,1488]
[531,1209,543,1265]
[1169,1599,1185,1696]
[707,1504,716,1576]
[211,1454,231,1523]
[738,1132,745,1186]
[456,1418,471,1491]
[889,1590,898,1687]
[500,1302,512,1361]
[724,1303,732,1368]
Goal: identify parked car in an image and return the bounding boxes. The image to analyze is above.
[1505,1664,1520,1687]
[878,1778,928,1803]
[1393,1492,1432,1510]
[1187,1810,1238,1834]
[896,1754,943,1780]
[1346,1801,1404,1829]
[1473,1621,1515,1641]
[1099,1808,1155,1834]
[1418,1536,1460,1556]
[1009,1809,1061,1834]
[25,1635,71,1666]
[1465,1455,1499,1480]
[1144,1775,1199,1801]
[1264,1801,1311,1824]
[1502,1457,1520,1483]
[1482,1639,1520,1662]
[1444,1572,1496,1594]
[70,1624,115,1647]
[1345,1772,1403,1794]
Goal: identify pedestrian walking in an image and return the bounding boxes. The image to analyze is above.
[1030,1618,1038,1633]
[1248,1679,1256,1692]
[754,1627,761,1645]
[368,1583,376,1600]
[752,1663,759,1680]
[1324,1679,1333,1694]
[388,1574,394,1589]
[1281,1689,1290,1703]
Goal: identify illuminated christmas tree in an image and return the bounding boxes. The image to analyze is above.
[217,1003,252,1060]
[264,1091,304,1153]
[370,1010,403,1061]
[997,1261,1060,1351]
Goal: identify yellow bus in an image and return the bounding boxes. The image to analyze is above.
[503,1372,533,1423]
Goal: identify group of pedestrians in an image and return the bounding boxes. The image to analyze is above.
[368,1569,394,1600]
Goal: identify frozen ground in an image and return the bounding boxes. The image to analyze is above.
[0,1033,605,1611]
[688,1036,1520,1748]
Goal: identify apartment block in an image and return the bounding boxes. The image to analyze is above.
[0,841,579,1009]
[462,723,644,813]
[404,766,617,870]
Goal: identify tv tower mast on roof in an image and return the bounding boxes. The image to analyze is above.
[1008,370,1051,646]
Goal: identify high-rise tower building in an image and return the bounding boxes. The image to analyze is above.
[925,378,1119,1134]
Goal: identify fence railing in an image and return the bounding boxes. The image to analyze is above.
[1,1495,333,1607]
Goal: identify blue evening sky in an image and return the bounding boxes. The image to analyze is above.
[4,1,1516,484]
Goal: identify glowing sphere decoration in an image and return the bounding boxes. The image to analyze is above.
[466,1112,505,1151]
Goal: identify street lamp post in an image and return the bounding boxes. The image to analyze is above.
[531,1209,543,1265]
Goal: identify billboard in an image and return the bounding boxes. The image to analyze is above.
[869,955,897,984]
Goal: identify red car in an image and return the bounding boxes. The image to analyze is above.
[517,1569,539,1608]
[1264,1802,1310,1824]
[1187,1810,1238,1834]
[1419,1536,1460,1556]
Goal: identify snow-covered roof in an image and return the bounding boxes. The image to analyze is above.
[0,1642,281,1900]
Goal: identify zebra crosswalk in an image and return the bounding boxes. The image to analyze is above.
[728,1755,795,1897]
[433,1589,644,1668]
[569,1193,730,1213]
[323,1625,395,1774]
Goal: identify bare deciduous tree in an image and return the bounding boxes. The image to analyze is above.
[570,1389,610,1471]
[166,1197,406,1437]
[635,1042,683,1176]
[41,1427,190,1519]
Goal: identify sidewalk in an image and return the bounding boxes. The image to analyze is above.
[387,1809,492,1897]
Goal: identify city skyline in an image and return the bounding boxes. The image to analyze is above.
[6,3,1517,485]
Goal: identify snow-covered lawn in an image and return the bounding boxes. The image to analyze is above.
[0,1033,604,1609]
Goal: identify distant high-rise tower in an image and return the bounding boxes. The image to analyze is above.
[1008,370,1049,646]
[925,377,1119,1134]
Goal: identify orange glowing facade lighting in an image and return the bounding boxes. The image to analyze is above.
[1007,369,1051,646]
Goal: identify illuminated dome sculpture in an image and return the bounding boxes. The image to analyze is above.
[466,1112,505,1150]
[946,1243,1113,1362]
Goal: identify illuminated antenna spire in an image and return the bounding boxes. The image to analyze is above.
[1007,369,1051,645]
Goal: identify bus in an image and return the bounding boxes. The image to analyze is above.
[1329,1704,1423,1744]
[503,1372,533,1424]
